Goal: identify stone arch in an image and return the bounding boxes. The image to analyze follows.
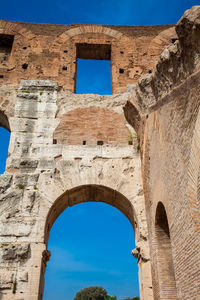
[38,183,152,300]
[44,184,138,246]
[154,201,177,300]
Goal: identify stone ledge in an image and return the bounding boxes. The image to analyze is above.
[19,80,58,91]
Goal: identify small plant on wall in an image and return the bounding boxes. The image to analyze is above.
[127,133,133,145]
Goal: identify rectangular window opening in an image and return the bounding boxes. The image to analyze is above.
[76,43,111,95]
[0,34,14,64]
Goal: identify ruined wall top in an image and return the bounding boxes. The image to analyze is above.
[0,20,176,93]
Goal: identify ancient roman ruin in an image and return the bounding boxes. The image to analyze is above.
[0,5,200,300]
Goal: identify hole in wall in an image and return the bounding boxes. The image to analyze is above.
[82,141,86,145]
[97,140,104,145]
[62,66,67,71]
[22,63,28,70]
[0,34,14,63]
[119,68,124,74]
[53,139,57,145]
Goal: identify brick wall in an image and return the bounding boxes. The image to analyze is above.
[0,21,175,93]
[54,106,131,145]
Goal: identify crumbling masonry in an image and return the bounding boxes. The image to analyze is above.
[0,5,200,300]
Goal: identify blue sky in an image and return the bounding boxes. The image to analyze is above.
[0,0,200,25]
[1,0,200,299]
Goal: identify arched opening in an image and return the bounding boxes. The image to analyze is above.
[155,202,177,300]
[41,185,140,300]
[43,202,139,300]
[0,111,10,174]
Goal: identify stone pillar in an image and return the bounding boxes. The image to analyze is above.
[0,80,59,299]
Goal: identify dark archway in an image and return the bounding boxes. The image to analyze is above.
[155,202,177,300]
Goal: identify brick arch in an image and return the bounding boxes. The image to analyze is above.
[50,25,124,52]
[39,183,151,300]
[0,21,36,42]
[147,27,177,70]
[53,106,131,146]
[154,201,177,300]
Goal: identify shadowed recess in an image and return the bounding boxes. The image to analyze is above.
[155,202,177,299]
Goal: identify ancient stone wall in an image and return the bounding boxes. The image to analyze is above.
[125,6,200,300]
[0,5,200,300]
[0,80,152,300]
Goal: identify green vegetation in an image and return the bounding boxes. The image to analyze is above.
[127,133,133,145]
[74,286,107,300]
[34,185,37,190]
[12,279,17,294]
[73,286,139,300]
[18,184,24,189]
[135,131,140,152]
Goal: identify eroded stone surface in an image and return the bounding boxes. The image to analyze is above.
[0,6,199,300]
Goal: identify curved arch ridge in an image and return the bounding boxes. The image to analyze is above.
[41,183,153,300]
[44,184,137,245]
[65,25,123,39]
[50,25,124,51]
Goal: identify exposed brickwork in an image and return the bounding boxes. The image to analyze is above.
[0,20,176,93]
[54,107,130,145]
[0,6,200,300]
